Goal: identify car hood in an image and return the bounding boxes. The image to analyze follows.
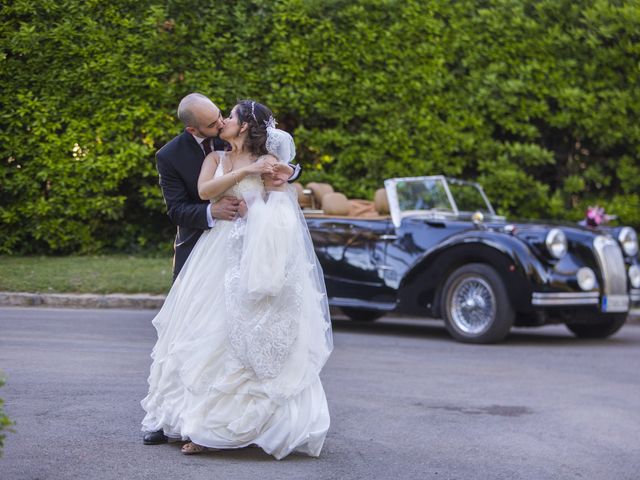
[405,214,614,246]
[474,220,596,244]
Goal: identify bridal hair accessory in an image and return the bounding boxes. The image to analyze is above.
[266,124,296,164]
[250,101,257,123]
[265,115,277,129]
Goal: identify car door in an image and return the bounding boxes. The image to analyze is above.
[306,217,396,306]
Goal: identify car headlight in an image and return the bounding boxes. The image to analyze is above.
[577,267,596,291]
[630,265,640,289]
[545,228,567,259]
[618,227,639,257]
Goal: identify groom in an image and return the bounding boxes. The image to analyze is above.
[144,93,301,445]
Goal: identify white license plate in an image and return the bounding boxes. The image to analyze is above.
[602,295,629,313]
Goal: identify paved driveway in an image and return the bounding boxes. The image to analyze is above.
[1,307,639,479]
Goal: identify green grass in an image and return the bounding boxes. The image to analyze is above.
[0,255,173,294]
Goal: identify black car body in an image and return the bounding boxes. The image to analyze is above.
[303,176,640,343]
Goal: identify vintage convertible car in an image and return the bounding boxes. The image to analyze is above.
[297,176,640,343]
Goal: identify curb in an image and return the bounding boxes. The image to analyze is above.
[0,292,166,309]
[0,291,638,323]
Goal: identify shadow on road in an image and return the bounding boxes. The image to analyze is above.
[330,315,638,347]
[331,316,449,341]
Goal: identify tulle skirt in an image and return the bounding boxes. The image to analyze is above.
[141,194,331,459]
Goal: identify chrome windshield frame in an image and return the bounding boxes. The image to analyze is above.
[446,177,497,216]
[384,176,497,228]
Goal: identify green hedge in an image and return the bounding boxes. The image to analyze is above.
[1,0,639,254]
[0,376,12,456]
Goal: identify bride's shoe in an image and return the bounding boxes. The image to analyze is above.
[181,442,207,455]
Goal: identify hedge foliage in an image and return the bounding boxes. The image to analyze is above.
[0,376,12,456]
[1,0,639,253]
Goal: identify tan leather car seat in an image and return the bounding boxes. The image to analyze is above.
[306,182,334,209]
[322,192,350,216]
[292,182,312,209]
[374,188,390,215]
[348,199,378,218]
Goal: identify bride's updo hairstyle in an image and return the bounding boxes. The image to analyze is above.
[235,99,273,156]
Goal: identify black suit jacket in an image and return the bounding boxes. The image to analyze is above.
[156,131,216,280]
[156,130,301,280]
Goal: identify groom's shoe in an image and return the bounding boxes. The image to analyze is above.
[143,430,168,445]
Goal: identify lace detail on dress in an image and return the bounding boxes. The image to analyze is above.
[224,192,304,380]
[227,174,263,199]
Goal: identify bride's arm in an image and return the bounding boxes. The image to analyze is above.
[197,153,273,200]
[196,152,220,200]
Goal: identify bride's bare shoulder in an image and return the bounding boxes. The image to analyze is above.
[205,151,221,162]
[201,152,222,170]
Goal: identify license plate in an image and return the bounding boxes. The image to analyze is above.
[602,295,629,313]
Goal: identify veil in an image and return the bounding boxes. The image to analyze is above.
[266,126,296,165]
[265,126,334,365]
[231,126,333,387]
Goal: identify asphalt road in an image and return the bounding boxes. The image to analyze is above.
[1,307,639,480]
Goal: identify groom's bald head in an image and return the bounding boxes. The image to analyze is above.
[178,93,215,127]
[178,93,223,138]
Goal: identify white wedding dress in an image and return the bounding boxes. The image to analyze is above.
[141,153,333,459]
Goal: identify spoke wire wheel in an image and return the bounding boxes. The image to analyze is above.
[441,263,514,344]
[450,276,496,335]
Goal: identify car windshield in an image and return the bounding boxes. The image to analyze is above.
[447,179,493,213]
[390,177,494,215]
[385,176,499,227]
[395,178,452,212]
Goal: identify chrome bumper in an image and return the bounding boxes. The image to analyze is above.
[532,291,632,312]
[532,292,599,307]
[532,237,635,311]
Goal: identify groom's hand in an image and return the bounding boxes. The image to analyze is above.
[211,196,240,221]
[238,200,247,218]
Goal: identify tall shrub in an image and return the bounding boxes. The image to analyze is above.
[1,0,638,254]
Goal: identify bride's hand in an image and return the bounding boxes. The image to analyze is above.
[243,157,275,175]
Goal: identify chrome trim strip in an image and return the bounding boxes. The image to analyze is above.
[532,292,600,299]
[532,292,600,306]
[532,298,600,306]
[329,297,396,311]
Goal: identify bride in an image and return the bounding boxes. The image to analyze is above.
[141,100,333,459]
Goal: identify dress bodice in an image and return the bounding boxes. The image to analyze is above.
[212,151,264,201]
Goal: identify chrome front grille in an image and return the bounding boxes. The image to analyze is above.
[593,236,627,295]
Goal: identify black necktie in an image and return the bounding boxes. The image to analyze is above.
[202,138,212,155]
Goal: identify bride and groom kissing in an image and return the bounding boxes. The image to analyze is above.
[140,94,333,459]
